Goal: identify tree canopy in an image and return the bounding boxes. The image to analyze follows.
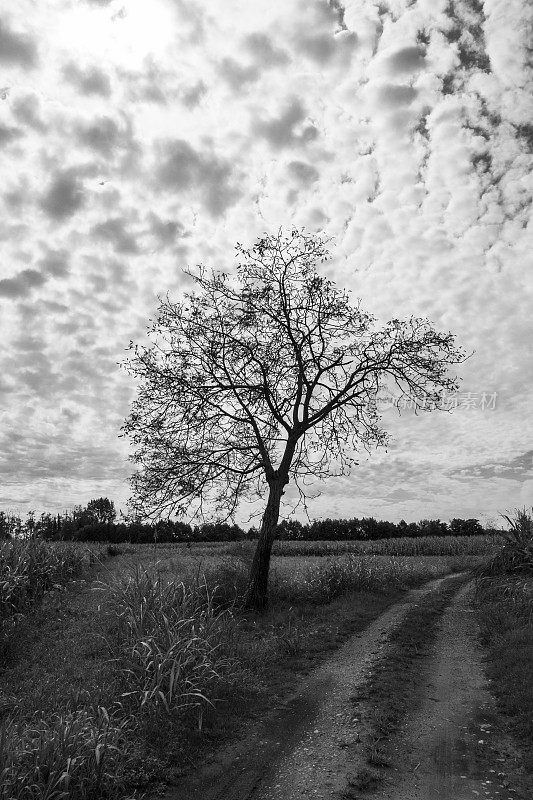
[122,229,467,608]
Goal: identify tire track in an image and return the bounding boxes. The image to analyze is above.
[161,575,461,800]
[373,583,519,800]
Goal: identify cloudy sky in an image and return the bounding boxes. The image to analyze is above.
[0,0,531,526]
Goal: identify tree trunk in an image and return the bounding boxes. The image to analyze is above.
[244,479,285,611]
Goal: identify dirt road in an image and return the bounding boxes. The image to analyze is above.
[160,575,524,800]
[374,582,516,800]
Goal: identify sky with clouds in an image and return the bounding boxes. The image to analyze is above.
[0,0,531,526]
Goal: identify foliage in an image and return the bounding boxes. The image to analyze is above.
[0,708,126,800]
[474,575,533,748]
[84,498,117,526]
[0,538,95,625]
[479,508,533,576]
[107,568,246,730]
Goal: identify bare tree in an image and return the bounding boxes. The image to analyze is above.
[122,229,467,610]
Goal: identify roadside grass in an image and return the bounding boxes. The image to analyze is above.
[0,541,477,799]
[0,708,127,800]
[473,509,533,780]
[343,574,468,796]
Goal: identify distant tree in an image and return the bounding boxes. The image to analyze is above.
[418,519,449,537]
[123,229,466,609]
[84,498,116,526]
[449,518,484,537]
[0,510,22,539]
[277,518,306,540]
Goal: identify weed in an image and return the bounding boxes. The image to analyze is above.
[0,707,126,800]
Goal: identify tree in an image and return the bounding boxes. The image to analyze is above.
[84,497,116,526]
[123,229,467,610]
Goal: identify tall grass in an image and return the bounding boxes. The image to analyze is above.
[478,508,533,577]
[0,708,126,800]
[273,554,454,604]
[107,568,248,730]
[0,539,96,623]
[473,509,533,764]
[272,535,499,558]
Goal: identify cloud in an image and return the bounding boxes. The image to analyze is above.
[62,62,111,96]
[40,171,85,220]
[154,139,241,216]
[219,58,259,90]
[243,33,290,67]
[12,93,46,131]
[295,31,357,65]
[253,98,318,149]
[382,488,419,503]
[76,116,121,157]
[39,250,70,277]
[377,84,418,108]
[449,450,533,482]
[91,217,139,254]
[287,160,319,184]
[148,213,186,247]
[0,123,23,144]
[384,46,427,75]
[0,269,47,299]
[0,20,38,68]
[181,80,207,108]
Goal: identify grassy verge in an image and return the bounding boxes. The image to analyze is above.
[473,577,533,786]
[471,508,533,789]
[343,573,468,796]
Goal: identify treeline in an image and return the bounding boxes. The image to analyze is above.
[0,498,493,543]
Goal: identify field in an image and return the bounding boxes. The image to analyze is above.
[1,532,528,799]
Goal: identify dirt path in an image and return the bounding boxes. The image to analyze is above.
[375,582,518,800]
[161,575,459,800]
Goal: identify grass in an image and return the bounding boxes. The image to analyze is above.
[0,537,481,798]
[0,708,127,800]
[473,509,533,783]
[272,534,499,558]
[107,568,250,732]
[0,539,101,656]
[0,538,98,616]
[273,553,460,603]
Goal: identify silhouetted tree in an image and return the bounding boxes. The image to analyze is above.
[84,497,116,525]
[123,229,467,609]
